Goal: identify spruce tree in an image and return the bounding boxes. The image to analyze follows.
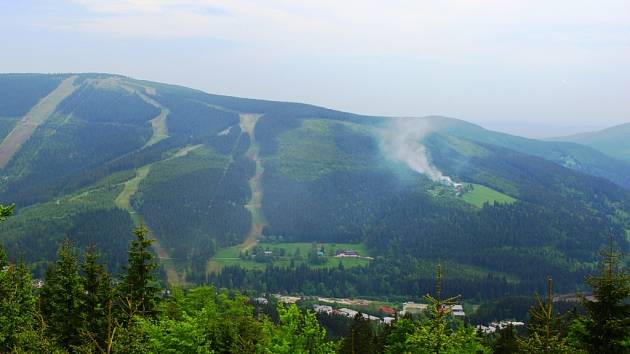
[40,239,85,350]
[81,245,113,351]
[519,277,571,354]
[0,247,38,351]
[574,240,630,353]
[493,324,520,354]
[340,313,377,354]
[402,264,491,353]
[118,224,159,322]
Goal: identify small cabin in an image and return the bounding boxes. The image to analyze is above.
[335,249,358,257]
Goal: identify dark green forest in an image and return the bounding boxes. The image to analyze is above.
[1,202,628,353]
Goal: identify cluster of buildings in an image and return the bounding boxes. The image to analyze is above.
[334,249,374,260]
[312,301,467,325]
[313,305,395,324]
[476,320,525,334]
[401,302,466,318]
[271,294,469,326]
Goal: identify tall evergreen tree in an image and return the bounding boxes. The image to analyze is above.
[519,278,571,354]
[340,313,378,354]
[118,224,159,322]
[573,240,630,353]
[492,324,520,354]
[386,264,491,353]
[0,247,37,351]
[40,239,85,350]
[81,245,114,351]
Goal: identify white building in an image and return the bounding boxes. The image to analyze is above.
[451,304,465,317]
[383,317,396,325]
[337,308,359,318]
[313,305,333,314]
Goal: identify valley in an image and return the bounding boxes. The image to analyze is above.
[209,242,372,271]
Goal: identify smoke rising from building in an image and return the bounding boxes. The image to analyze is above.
[379,118,453,185]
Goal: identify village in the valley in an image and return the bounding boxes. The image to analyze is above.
[251,294,525,334]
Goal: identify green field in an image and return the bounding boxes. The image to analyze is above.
[461,183,516,208]
[211,242,371,271]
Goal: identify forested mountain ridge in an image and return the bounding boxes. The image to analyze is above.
[0,73,628,298]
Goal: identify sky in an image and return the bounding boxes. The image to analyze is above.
[1,0,629,138]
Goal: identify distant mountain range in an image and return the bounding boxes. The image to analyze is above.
[0,73,628,297]
[549,123,630,163]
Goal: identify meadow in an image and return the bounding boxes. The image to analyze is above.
[461,183,516,208]
[210,242,371,271]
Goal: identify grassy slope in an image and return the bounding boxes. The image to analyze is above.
[461,183,516,208]
[269,119,373,181]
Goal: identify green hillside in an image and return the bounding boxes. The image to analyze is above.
[550,122,630,162]
[0,73,628,299]
[423,116,630,189]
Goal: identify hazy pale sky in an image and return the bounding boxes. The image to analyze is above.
[2,0,629,137]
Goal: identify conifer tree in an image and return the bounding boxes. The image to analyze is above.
[340,313,378,354]
[573,239,630,353]
[399,264,490,353]
[81,245,113,351]
[492,324,520,354]
[118,224,159,322]
[40,239,85,350]
[0,246,39,351]
[519,277,571,354]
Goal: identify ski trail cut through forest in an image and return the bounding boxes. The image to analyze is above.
[0,76,79,168]
[206,113,266,275]
[240,114,267,251]
[120,82,170,149]
[114,145,201,286]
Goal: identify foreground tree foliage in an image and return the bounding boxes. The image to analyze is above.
[517,278,572,354]
[383,266,491,354]
[0,204,629,353]
[571,241,630,353]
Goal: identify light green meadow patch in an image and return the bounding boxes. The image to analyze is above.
[461,183,516,208]
[211,242,371,271]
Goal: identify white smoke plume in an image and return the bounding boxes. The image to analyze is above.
[379,118,453,185]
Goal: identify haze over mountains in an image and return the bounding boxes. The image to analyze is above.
[0,73,628,298]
